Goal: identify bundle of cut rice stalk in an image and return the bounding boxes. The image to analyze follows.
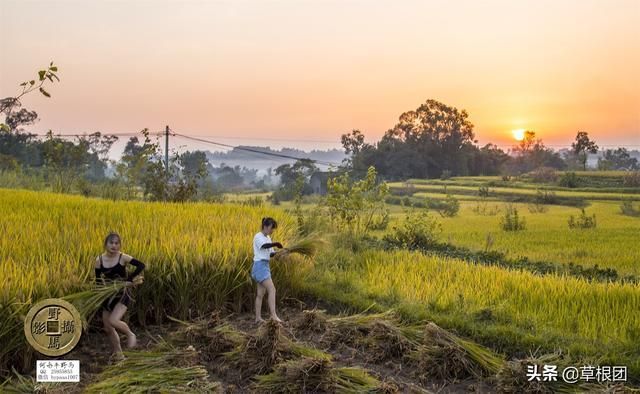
[496,352,572,394]
[62,280,127,329]
[325,309,397,344]
[364,319,421,363]
[225,319,330,380]
[84,343,221,393]
[274,234,326,260]
[322,309,422,364]
[293,309,329,335]
[167,315,246,361]
[253,356,389,393]
[414,322,504,383]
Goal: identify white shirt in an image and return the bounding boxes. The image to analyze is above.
[253,232,274,262]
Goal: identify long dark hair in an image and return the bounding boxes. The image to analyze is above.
[261,217,277,229]
[103,232,121,248]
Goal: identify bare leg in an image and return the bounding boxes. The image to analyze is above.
[102,310,122,355]
[262,278,282,322]
[108,303,137,348]
[255,281,266,323]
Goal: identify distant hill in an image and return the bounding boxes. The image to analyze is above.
[205,146,347,172]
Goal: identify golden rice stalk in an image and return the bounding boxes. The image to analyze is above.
[83,344,221,393]
[253,356,390,393]
[325,309,397,346]
[496,352,573,394]
[62,280,126,329]
[313,308,422,364]
[415,322,504,382]
[0,367,62,393]
[364,319,421,363]
[167,314,246,361]
[293,309,329,335]
[0,301,29,376]
[275,234,326,260]
[253,356,333,393]
[225,319,330,379]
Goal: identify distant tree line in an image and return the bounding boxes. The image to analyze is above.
[340,99,638,180]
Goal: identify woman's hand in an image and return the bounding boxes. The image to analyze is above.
[274,248,290,259]
[126,276,144,287]
[274,242,283,249]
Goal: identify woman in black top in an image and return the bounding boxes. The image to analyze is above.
[94,232,145,360]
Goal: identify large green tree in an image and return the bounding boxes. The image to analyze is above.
[341,99,512,179]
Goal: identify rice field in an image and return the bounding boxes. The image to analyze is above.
[304,249,640,379]
[2,185,640,386]
[380,172,640,275]
[383,200,640,275]
[0,188,309,374]
[0,188,305,308]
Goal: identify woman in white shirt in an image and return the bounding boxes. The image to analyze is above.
[252,217,287,323]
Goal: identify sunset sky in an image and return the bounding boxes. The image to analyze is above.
[1,0,639,154]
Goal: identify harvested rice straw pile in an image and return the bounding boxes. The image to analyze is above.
[293,308,423,364]
[225,319,330,379]
[324,310,422,362]
[293,309,329,334]
[84,344,221,393]
[253,356,393,394]
[167,314,246,360]
[415,322,504,382]
[364,319,421,363]
[325,310,397,345]
[496,352,573,394]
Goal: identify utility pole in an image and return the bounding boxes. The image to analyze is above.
[164,125,170,170]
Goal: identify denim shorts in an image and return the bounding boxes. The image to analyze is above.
[251,259,271,283]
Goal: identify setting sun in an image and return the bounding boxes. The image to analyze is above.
[512,129,525,141]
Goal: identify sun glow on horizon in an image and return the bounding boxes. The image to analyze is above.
[512,129,526,141]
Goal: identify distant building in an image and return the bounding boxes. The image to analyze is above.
[309,171,333,195]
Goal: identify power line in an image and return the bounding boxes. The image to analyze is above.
[20,130,343,166]
[172,134,299,165]
[173,133,340,167]
[179,133,339,144]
